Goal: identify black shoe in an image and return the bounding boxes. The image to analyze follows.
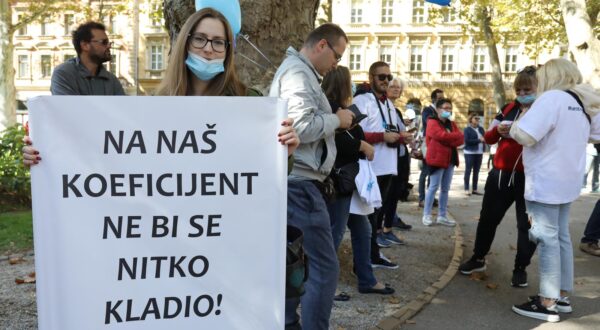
[371,258,399,270]
[512,299,559,322]
[459,257,486,275]
[333,292,351,301]
[433,198,439,207]
[528,295,572,313]
[358,283,395,295]
[393,219,413,231]
[511,268,528,287]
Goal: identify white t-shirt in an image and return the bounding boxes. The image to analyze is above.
[516,90,600,204]
[354,93,399,176]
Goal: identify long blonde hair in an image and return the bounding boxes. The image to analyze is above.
[536,58,582,94]
[155,8,246,96]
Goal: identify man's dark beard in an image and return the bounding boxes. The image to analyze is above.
[90,52,111,65]
[372,82,387,95]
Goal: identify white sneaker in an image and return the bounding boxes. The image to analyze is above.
[422,215,434,226]
[437,216,456,227]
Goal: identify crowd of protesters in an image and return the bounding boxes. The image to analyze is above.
[21,5,600,328]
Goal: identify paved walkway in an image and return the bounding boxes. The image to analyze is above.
[404,166,600,330]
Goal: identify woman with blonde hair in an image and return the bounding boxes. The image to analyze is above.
[510,58,600,322]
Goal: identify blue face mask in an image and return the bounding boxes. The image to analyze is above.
[441,111,452,119]
[517,94,536,105]
[185,52,225,81]
[351,82,357,96]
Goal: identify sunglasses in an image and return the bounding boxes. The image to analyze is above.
[375,74,393,81]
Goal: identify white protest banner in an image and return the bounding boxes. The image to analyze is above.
[28,96,288,330]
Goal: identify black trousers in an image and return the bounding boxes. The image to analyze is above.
[369,174,392,262]
[382,152,411,227]
[472,168,537,269]
[582,199,600,243]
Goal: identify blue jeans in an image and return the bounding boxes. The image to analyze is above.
[328,194,352,251]
[526,200,574,300]
[286,180,339,330]
[424,166,454,218]
[464,154,483,191]
[347,214,377,289]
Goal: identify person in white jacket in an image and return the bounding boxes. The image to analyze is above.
[510,58,600,323]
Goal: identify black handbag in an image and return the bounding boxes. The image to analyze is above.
[331,161,359,196]
[286,225,307,299]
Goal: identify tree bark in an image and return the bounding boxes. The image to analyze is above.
[561,0,600,89]
[0,0,17,131]
[163,0,321,91]
[479,5,506,111]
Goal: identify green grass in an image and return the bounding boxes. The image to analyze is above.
[0,210,33,255]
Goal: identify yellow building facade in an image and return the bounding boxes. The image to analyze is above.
[331,0,559,126]
[11,1,170,124]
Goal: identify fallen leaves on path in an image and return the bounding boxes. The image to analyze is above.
[469,272,488,281]
[15,272,36,285]
[486,283,499,290]
[8,257,25,265]
[387,296,401,304]
[509,244,517,251]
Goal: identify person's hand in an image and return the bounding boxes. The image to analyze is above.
[279,118,300,156]
[22,136,41,167]
[359,140,375,161]
[479,137,485,142]
[336,108,354,129]
[497,124,511,137]
[383,131,400,143]
[401,131,414,144]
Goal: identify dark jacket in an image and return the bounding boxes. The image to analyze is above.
[484,101,524,172]
[421,105,435,136]
[425,118,464,168]
[463,125,485,152]
[330,101,365,169]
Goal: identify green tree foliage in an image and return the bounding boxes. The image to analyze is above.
[0,125,30,205]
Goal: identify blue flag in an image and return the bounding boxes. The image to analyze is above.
[425,0,451,6]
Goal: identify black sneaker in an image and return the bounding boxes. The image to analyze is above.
[528,295,572,313]
[512,299,559,322]
[459,257,486,275]
[393,219,413,231]
[511,269,528,287]
[372,258,399,270]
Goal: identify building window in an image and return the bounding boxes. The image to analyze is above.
[41,55,52,78]
[504,46,518,72]
[412,0,426,24]
[469,99,485,116]
[63,54,75,62]
[349,45,362,71]
[17,15,28,36]
[109,15,118,34]
[410,45,423,71]
[441,45,455,72]
[64,14,74,35]
[379,45,393,64]
[150,45,164,70]
[472,46,487,72]
[381,0,394,23]
[442,7,457,23]
[41,20,49,36]
[18,55,29,78]
[351,0,363,24]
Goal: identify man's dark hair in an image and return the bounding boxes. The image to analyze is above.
[430,88,444,102]
[304,23,348,48]
[368,61,390,76]
[435,98,452,109]
[72,21,106,55]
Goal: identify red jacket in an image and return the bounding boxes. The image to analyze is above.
[425,118,464,168]
[484,101,524,172]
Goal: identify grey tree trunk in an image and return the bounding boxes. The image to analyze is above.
[0,0,17,131]
[163,0,321,91]
[561,0,600,89]
[479,5,506,111]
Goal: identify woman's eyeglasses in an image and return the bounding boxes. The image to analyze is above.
[188,34,229,53]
